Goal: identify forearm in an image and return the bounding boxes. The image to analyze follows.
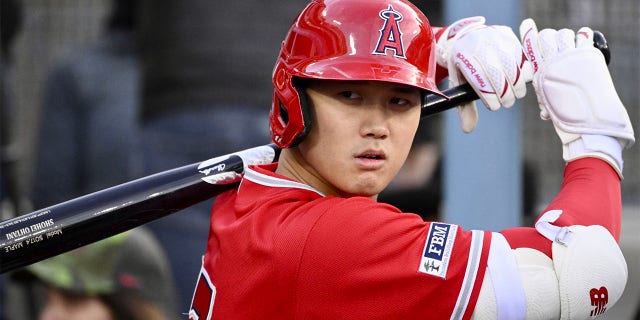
[540,157,622,239]
[482,158,623,319]
[500,157,621,257]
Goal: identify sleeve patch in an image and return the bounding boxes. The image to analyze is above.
[418,222,458,278]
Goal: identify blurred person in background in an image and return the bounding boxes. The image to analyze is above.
[1,0,24,219]
[1,1,23,319]
[12,227,177,320]
[30,0,141,209]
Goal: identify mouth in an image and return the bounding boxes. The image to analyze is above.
[355,150,386,169]
[357,151,385,160]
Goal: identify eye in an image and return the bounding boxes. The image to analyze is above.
[337,91,361,100]
[389,96,419,109]
[390,97,410,105]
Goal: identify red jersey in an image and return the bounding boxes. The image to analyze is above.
[189,158,621,320]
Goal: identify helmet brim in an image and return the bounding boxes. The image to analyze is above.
[296,55,448,98]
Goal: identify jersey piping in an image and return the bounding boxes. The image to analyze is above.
[243,165,325,196]
[450,229,484,320]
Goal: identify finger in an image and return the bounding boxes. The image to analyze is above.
[576,27,594,48]
[511,56,528,100]
[497,26,528,101]
[519,51,534,84]
[457,102,479,133]
[444,16,486,39]
[495,26,526,90]
[556,28,576,52]
[479,45,519,109]
[456,48,503,111]
[447,59,467,87]
[512,41,531,97]
[538,29,559,59]
[530,77,551,121]
[520,18,543,73]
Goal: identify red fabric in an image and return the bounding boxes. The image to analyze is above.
[501,158,621,257]
[192,164,488,319]
[190,158,620,318]
[539,158,621,239]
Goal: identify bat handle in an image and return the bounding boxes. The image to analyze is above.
[421,30,611,118]
[593,30,610,65]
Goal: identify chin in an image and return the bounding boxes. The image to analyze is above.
[341,184,385,199]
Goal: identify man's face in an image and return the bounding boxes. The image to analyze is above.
[284,80,422,199]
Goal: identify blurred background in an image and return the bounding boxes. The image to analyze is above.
[1,0,638,319]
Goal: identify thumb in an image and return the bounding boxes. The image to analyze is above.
[576,27,594,48]
[457,102,479,133]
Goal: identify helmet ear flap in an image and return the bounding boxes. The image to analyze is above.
[269,76,313,148]
[289,79,313,148]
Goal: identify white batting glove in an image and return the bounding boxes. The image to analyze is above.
[520,18,635,177]
[437,16,531,133]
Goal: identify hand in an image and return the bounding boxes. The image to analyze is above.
[519,18,635,176]
[436,16,530,133]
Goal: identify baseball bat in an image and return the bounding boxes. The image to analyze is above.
[0,31,610,273]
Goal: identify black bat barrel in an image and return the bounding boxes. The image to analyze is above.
[0,154,246,273]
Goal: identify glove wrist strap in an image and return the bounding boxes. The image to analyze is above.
[563,134,624,178]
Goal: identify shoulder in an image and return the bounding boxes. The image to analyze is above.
[292,197,489,317]
[300,196,429,261]
[311,196,422,231]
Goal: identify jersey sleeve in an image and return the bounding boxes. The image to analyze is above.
[537,158,622,239]
[293,197,490,320]
[501,158,622,256]
[478,159,625,319]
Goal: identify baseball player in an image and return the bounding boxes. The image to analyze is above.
[189,0,635,319]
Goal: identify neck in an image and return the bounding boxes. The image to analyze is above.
[275,148,379,200]
[275,148,320,187]
[275,148,335,197]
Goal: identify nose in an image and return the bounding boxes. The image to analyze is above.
[360,104,389,139]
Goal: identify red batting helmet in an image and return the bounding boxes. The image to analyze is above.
[270,0,445,148]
